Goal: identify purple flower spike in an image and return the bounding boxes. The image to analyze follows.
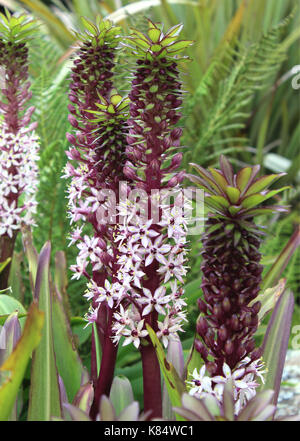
[187,156,288,413]
[0,12,39,289]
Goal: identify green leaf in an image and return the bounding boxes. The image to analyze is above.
[241,187,289,209]
[109,376,134,418]
[225,186,240,204]
[166,40,193,53]
[0,258,11,274]
[251,278,286,322]
[0,303,44,421]
[148,27,161,43]
[260,289,294,405]
[261,227,300,290]
[185,339,205,384]
[146,325,186,421]
[236,167,254,192]
[162,338,184,420]
[8,252,24,303]
[27,242,61,421]
[209,168,228,192]
[244,174,286,197]
[0,294,26,317]
[21,225,38,292]
[52,286,87,403]
[80,16,98,35]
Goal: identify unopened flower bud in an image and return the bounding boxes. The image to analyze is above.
[225,340,234,355]
[230,314,239,331]
[68,114,79,128]
[194,339,208,359]
[218,325,228,341]
[197,298,207,314]
[222,297,231,313]
[196,316,208,336]
[66,132,77,144]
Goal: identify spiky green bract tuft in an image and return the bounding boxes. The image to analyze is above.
[0,10,37,44]
[189,156,288,376]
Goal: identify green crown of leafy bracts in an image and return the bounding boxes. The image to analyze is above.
[189,155,289,219]
[0,10,37,43]
[87,91,129,123]
[127,19,193,61]
[73,17,121,48]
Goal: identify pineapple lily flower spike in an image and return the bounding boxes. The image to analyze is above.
[65,17,193,420]
[64,17,128,418]
[0,11,39,289]
[187,155,289,413]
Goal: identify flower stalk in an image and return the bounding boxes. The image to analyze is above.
[0,12,38,289]
[188,156,288,412]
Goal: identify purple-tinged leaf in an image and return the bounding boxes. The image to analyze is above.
[241,205,288,218]
[28,242,62,421]
[0,312,21,366]
[241,186,289,209]
[220,155,234,185]
[21,224,38,293]
[163,336,185,420]
[72,382,94,413]
[63,403,91,421]
[52,277,87,403]
[209,168,228,192]
[260,289,294,407]
[99,395,116,421]
[222,379,235,420]
[58,376,68,406]
[146,325,186,421]
[181,393,214,421]
[187,173,216,195]
[253,404,276,421]
[118,402,140,421]
[236,167,253,192]
[189,163,222,194]
[244,173,286,197]
[109,376,134,418]
[261,226,300,290]
[237,390,274,421]
[0,303,44,421]
[172,405,201,421]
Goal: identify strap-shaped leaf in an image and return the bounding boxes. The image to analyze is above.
[0,303,44,421]
[27,242,62,420]
[260,289,294,406]
[244,173,286,197]
[146,325,186,421]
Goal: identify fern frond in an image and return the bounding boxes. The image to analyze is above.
[183,12,293,166]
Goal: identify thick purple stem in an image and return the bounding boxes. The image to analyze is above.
[140,341,162,419]
[89,308,118,420]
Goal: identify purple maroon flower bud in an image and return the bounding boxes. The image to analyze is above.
[225,340,234,355]
[196,316,208,336]
[194,339,208,360]
[66,132,77,144]
[68,114,79,128]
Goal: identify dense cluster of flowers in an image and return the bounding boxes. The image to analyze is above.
[187,358,266,414]
[82,202,189,349]
[0,127,39,237]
